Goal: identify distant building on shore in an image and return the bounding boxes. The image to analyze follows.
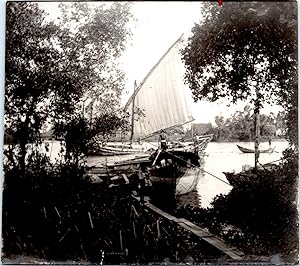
[185,123,213,138]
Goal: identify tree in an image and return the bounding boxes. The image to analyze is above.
[213,115,230,141]
[182,2,297,168]
[5,2,134,169]
[209,106,280,142]
[182,3,298,257]
[53,2,133,117]
[6,3,61,171]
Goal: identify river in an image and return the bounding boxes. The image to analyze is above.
[195,140,288,207]
[40,140,288,208]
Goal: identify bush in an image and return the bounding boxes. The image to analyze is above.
[3,153,227,263]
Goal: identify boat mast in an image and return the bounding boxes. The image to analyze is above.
[130,80,137,144]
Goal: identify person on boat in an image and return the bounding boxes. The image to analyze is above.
[159,129,168,150]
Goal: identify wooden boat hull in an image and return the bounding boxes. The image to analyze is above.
[149,165,200,193]
[237,144,275,154]
[147,150,201,196]
[169,134,213,155]
[87,146,148,156]
[223,163,280,187]
[88,133,213,157]
[89,150,201,208]
[223,171,249,187]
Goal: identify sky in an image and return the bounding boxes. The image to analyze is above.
[120,2,230,124]
[38,1,283,124]
[119,2,284,124]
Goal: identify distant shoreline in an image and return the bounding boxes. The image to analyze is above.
[210,138,287,143]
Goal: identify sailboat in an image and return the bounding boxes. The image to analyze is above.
[122,35,211,196]
[88,35,212,159]
[91,35,210,196]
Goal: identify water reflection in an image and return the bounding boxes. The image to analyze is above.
[176,190,201,208]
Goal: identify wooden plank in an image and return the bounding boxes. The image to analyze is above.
[200,236,243,259]
[178,218,213,236]
[122,174,130,184]
[132,195,150,202]
[139,201,243,260]
[202,236,235,251]
[145,202,181,222]
[179,223,213,238]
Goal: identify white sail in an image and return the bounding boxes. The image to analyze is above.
[125,35,194,140]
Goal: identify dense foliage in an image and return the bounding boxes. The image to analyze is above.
[176,158,298,262]
[5,2,133,169]
[3,156,226,263]
[3,2,138,262]
[182,2,297,110]
[208,106,286,142]
[181,1,298,261]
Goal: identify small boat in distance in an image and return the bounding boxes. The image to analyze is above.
[237,144,275,154]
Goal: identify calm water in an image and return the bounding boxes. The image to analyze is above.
[196,141,288,207]
[39,140,289,208]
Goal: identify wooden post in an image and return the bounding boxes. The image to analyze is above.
[132,221,137,238]
[130,81,137,144]
[88,212,94,229]
[119,230,123,252]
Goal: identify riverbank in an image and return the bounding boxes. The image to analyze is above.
[175,157,299,264]
[210,138,287,143]
[3,141,296,263]
[3,174,297,264]
[2,165,230,264]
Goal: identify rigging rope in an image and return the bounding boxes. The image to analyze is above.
[143,140,284,187]
[199,168,232,186]
[143,140,232,186]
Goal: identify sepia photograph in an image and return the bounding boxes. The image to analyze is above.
[2,1,298,264]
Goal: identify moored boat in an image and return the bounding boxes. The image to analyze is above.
[237,144,275,154]
[88,144,149,156]
[147,150,201,195]
[123,35,208,197]
[90,35,211,198]
[223,163,280,187]
[169,134,214,155]
[222,171,251,187]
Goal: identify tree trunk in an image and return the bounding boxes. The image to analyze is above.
[254,101,260,171]
[90,100,94,128]
[19,137,26,174]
